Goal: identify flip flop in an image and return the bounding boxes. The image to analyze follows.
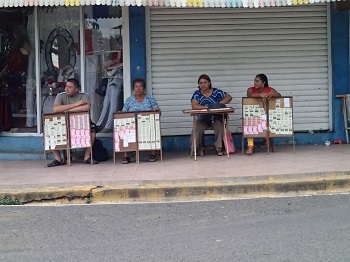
[149,155,157,162]
[122,157,130,164]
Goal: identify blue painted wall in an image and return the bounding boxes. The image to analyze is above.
[331,5,349,144]
[129,6,147,86]
[0,5,349,159]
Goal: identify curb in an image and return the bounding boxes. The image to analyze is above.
[1,172,350,204]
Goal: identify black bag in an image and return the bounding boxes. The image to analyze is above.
[92,139,109,162]
[95,85,107,96]
[95,78,108,96]
[208,103,226,109]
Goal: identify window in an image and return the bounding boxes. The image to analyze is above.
[0,8,36,133]
[84,6,124,133]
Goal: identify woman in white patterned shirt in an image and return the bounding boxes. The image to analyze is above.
[122,78,160,164]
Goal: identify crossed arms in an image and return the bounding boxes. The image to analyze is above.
[54,100,90,113]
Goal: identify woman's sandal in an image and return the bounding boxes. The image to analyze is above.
[122,157,130,164]
[216,149,224,156]
[246,146,254,155]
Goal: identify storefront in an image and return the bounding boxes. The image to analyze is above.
[0,1,349,159]
[0,5,126,134]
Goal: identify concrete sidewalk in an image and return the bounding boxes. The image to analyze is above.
[1,144,350,204]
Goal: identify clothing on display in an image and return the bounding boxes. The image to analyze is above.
[96,71,123,132]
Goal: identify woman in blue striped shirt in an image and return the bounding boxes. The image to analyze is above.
[191,74,232,156]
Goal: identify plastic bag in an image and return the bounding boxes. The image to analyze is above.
[223,130,236,154]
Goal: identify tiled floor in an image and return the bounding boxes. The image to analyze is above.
[1,144,350,189]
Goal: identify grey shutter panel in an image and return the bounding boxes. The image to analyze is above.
[148,4,330,136]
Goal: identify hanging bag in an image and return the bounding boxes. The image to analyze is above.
[223,130,236,154]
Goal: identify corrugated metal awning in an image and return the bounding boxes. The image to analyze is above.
[0,0,343,7]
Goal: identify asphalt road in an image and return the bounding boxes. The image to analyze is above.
[1,194,350,262]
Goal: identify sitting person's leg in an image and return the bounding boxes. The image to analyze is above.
[47,150,65,167]
[246,137,254,155]
[213,118,224,156]
[149,150,157,162]
[123,152,130,164]
[191,118,210,153]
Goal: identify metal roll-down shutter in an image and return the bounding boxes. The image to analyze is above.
[147,4,330,136]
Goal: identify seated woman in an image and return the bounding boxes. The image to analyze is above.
[122,78,160,164]
[246,73,281,155]
[191,74,232,156]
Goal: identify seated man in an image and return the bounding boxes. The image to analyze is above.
[47,78,98,167]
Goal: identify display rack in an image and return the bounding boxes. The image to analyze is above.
[67,111,93,164]
[43,112,69,166]
[242,97,294,154]
[113,111,162,164]
[113,112,138,165]
[43,111,93,166]
[137,111,162,162]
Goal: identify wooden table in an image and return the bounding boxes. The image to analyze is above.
[182,107,235,160]
[336,94,350,143]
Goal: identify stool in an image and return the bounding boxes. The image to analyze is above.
[336,94,350,144]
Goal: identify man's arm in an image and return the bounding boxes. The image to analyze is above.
[66,102,90,112]
[54,100,89,113]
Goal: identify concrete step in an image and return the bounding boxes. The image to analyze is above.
[2,172,350,205]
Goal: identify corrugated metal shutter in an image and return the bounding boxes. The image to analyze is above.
[148,4,330,136]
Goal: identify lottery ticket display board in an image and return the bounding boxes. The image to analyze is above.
[113,112,138,164]
[43,113,69,166]
[242,98,268,138]
[43,111,93,166]
[68,112,91,149]
[113,111,162,164]
[43,113,68,151]
[67,111,93,165]
[268,97,294,137]
[242,97,294,154]
[137,111,162,151]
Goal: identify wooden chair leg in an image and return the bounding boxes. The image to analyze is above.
[269,138,275,152]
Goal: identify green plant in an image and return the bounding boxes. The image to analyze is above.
[0,195,23,205]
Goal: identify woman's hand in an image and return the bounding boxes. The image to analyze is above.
[259,93,268,99]
[265,88,281,99]
[265,92,272,99]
